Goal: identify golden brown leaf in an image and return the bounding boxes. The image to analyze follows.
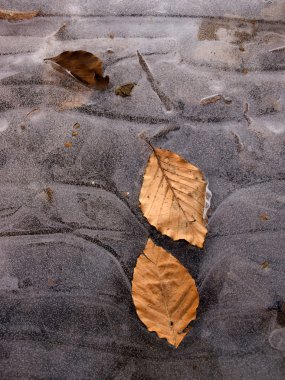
[0,8,38,21]
[44,50,109,90]
[260,212,270,221]
[139,147,208,248]
[115,83,136,97]
[132,239,199,348]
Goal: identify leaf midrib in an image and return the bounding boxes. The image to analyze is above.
[153,149,196,225]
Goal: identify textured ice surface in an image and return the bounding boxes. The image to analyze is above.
[0,1,285,379]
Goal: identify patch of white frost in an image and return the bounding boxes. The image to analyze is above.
[0,118,9,132]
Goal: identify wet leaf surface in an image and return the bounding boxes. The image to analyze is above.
[44,50,109,89]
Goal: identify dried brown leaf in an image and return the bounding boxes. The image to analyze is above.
[132,239,199,348]
[260,212,270,221]
[0,8,38,21]
[261,261,269,269]
[44,50,109,90]
[139,147,208,248]
[43,187,54,203]
[115,83,136,97]
[200,94,232,106]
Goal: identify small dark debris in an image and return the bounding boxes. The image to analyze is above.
[115,83,136,97]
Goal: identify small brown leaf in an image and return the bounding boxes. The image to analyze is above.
[0,8,38,21]
[132,239,199,348]
[73,123,80,129]
[115,83,136,97]
[260,213,270,221]
[44,187,54,203]
[139,147,209,248]
[242,68,249,75]
[200,94,232,106]
[261,261,269,269]
[72,131,78,137]
[64,141,72,148]
[44,50,109,90]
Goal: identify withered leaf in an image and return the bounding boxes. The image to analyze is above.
[261,261,269,269]
[132,239,199,348]
[260,212,270,221]
[0,8,38,21]
[139,147,208,248]
[115,83,136,97]
[43,187,54,203]
[44,50,109,90]
[200,94,232,106]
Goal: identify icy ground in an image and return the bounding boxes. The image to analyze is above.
[0,1,285,379]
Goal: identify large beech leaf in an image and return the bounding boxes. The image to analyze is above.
[132,239,199,347]
[0,8,38,20]
[139,147,208,248]
[44,50,109,89]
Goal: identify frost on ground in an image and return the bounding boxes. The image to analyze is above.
[0,1,284,379]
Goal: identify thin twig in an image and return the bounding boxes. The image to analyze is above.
[137,50,174,112]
